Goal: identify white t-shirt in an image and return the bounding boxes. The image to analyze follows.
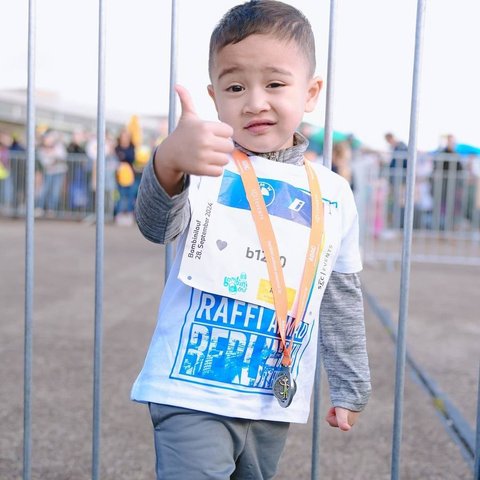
[131,157,362,423]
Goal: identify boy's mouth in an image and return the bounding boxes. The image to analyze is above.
[244,120,275,134]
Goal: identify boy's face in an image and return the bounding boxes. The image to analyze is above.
[208,34,322,153]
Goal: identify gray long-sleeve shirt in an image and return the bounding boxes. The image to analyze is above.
[135,135,371,411]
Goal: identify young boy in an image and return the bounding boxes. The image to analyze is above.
[132,1,371,478]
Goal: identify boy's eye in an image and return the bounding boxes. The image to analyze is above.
[227,85,244,93]
[267,82,284,88]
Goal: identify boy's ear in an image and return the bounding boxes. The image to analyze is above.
[305,76,323,113]
[207,85,218,112]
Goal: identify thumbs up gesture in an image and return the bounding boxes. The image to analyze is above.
[154,85,234,195]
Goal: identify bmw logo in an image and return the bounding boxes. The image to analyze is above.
[258,181,275,206]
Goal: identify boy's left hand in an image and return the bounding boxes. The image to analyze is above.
[325,406,360,432]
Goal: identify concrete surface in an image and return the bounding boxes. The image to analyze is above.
[0,219,477,479]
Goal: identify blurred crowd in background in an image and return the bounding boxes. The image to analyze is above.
[299,122,480,236]
[1,119,479,234]
[0,117,167,225]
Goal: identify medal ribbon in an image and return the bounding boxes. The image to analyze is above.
[232,150,324,367]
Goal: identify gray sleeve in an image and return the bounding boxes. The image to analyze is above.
[134,158,191,244]
[319,271,371,411]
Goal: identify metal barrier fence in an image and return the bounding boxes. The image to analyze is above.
[14,0,480,479]
[0,152,116,221]
[356,151,480,266]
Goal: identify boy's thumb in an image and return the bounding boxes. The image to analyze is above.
[176,84,197,118]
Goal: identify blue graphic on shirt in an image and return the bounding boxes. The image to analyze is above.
[217,170,339,227]
[218,170,313,227]
[171,291,314,394]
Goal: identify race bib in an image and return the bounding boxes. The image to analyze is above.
[178,155,339,314]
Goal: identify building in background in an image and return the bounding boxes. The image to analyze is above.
[0,88,165,144]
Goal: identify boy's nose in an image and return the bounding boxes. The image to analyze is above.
[242,90,270,115]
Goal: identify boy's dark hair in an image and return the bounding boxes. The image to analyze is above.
[209,0,316,76]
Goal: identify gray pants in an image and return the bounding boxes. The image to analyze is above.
[149,403,290,480]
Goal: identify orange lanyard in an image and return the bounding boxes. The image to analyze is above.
[232,150,325,367]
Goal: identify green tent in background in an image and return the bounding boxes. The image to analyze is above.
[308,127,362,154]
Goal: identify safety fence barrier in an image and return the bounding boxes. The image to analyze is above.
[355,151,480,266]
[12,0,480,479]
[0,152,117,222]
[365,290,478,471]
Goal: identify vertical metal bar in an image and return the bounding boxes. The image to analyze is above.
[165,0,178,281]
[311,341,324,480]
[475,363,480,480]
[391,1,426,479]
[23,0,36,478]
[167,0,178,136]
[312,1,337,478]
[92,0,106,478]
[321,0,337,171]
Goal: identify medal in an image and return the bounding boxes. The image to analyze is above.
[273,365,297,408]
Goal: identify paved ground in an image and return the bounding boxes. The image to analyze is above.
[0,219,478,479]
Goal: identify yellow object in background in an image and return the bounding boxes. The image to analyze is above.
[127,115,142,147]
[0,163,9,180]
[117,162,135,187]
[135,145,151,166]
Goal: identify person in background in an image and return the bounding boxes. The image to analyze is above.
[132,144,151,202]
[66,130,86,155]
[36,129,68,216]
[332,141,354,189]
[8,133,26,216]
[384,132,408,228]
[384,132,407,180]
[67,129,89,211]
[0,132,12,212]
[88,132,119,222]
[433,134,463,230]
[82,132,120,222]
[298,121,323,161]
[114,128,136,224]
[9,134,24,152]
[469,153,480,223]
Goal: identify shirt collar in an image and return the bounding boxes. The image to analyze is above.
[234,132,309,166]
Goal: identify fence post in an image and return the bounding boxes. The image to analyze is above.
[23,0,37,478]
[321,0,337,172]
[391,1,426,479]
[92,0,106,478]
[475,363,480,479]
[311,1,337,478]
[165,0,178,281]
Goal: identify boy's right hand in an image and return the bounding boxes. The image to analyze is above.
[154,85,234,196]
